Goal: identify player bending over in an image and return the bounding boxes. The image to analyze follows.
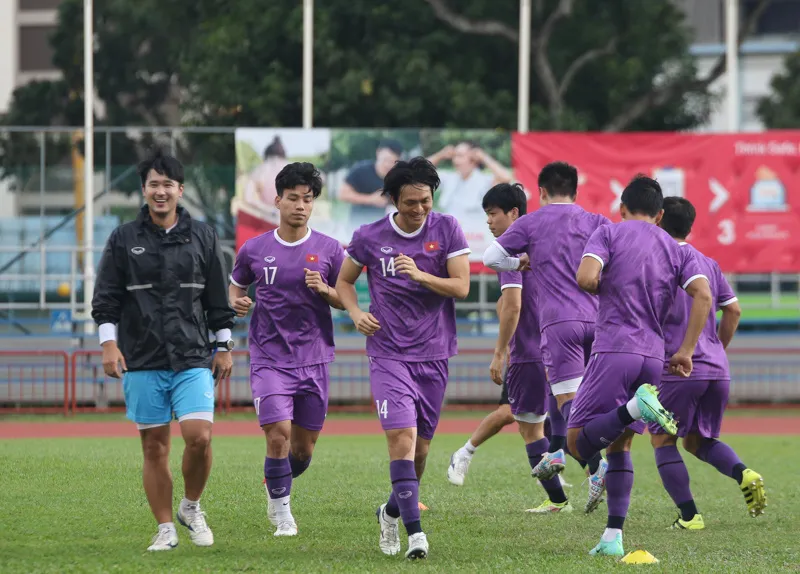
[92,149,235,551]
[567,175,713,557]
[650,197,766,530]
[336,157,471,560]
[229,162,345,537]
[482,162,607,511]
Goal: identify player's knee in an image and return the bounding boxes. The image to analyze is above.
[185,430,212,453]
[290,441,315,461]
[650,433,676,449]
[141,435,170,461]
[682,434,703,455]
[566,430,580,459]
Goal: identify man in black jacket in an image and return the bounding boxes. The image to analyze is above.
[92,149,235,552]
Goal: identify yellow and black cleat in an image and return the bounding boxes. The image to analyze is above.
[669,514,705,530]
[740,469,767,517]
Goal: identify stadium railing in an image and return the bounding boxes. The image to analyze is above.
[1,347,799,415]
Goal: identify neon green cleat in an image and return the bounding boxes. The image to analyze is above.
[740,469,767,517]
[524,499,573,514]
[635,384,677,435]
[589,533,624,556]
[669,514,705,530]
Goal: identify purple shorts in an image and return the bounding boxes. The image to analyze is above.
[649,379,729,438]
[250,363,330,431]
[506,361,548,420]
[369,357,448,440]
[568,352,664,435]
[540,321,595,390]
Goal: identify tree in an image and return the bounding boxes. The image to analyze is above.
[757,50,800,128]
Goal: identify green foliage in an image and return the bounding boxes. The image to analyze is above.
[757,50,800,129]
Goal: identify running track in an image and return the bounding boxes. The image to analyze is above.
[1,416,798,439]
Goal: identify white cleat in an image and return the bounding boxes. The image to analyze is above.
[447,449,473,486]
[405,532,429,560]
[274,517,298,537]
[376,503,401,555]
[531,449,566,481]
[147,526,178,551]
[177,505,214,547]
[585,458,608,514]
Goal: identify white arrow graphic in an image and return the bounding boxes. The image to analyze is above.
[709,178,730,213]
[610,179,624,213]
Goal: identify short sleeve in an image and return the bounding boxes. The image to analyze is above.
[496,216,529,257]
[498,270,523,291]
[327,242,346,287]
[344,228,368,268]
[446,217,471,259]
[678,248,707,291]
[714,263,737,307]
[230,241,255,288]
[582,225,611,269]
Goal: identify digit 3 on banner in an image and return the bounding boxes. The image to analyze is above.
[511,132,800,273]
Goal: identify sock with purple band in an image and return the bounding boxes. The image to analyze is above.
[288,452,311,478]
[526,438,567,504]
[389,460,421,535]
[548,395,567,452]
[655,445,698,521]
[694,438,747,483]
[264,457,292,499]
[605,451,634,530]
[575,405,633,461]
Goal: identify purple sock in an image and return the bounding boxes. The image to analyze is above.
[385,492,400,518]
[264,457,292,499]
[389,460,421,535]
[655,445,698,520]
[605,451,634,529]
[526,438,567,504]
[559,399,573,424]
[695,439,747,483]
[289,452,311,478]
[575,405,633,461]
[548,395,567,452]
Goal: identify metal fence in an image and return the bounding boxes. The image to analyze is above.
[2,346,798,415]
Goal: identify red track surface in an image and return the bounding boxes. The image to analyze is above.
[0,416,797,439]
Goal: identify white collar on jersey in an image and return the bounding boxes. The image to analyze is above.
[389,212,427,238]
[274,227,312,247]
[678,241,688,246]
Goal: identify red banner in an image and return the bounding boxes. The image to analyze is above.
[512,132,800,273]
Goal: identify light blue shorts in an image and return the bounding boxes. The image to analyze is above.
[122,368,215,426]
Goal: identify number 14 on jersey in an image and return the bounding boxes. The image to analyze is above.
[380,257,395,277]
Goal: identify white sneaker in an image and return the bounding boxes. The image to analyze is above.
[447,449,472,486]
[177,504,214,547]
[147,526,178,551]
[376,503,401,556]
[585,458,608,514]
[405,532,429,560]
[274,517,298,537]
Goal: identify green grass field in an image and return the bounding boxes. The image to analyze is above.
[1,432,796,573]
[737,294,799,321]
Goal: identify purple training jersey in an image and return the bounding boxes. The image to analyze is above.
[582,220,706,360]
[496,203,610,330]
[661,242,737,382]
[230,228,345,367]
[345,212,470,361]
[498,270,542,363]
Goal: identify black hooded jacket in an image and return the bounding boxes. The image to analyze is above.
[91,205,235,372]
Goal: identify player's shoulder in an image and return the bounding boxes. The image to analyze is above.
[428,210,459,229]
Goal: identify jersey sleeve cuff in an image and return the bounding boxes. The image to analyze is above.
[719,296,738,307]
[344,250,364,267]
[98,323,117,345]
[229,275,249,289]
[682,274,708,290]
[582,253,605,269]
[446,247,471,259]
[500,283,523,291]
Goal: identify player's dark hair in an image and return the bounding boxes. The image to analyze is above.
[377,139,403,157]
[138,148,184,186]
[382,156,440,203]
[538,161,578,199]
[275,162,323,198]
[482,183,528,216]
[660,196,696,239]
[621,174,664,217]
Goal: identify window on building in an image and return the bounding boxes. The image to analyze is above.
[18,25,57,72]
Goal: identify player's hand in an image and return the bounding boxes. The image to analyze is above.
[305,268,330,295]
[232,296,253,318]
[211,350,233,386]
[395,254,424,282]
[352,310,381,336]
[489,351,506,386]
[517,253,531,272]
[668,350,693,378]
[101,341,127,379]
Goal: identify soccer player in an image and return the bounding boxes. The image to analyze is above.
[228,162,345,537]
[92,149,235,551]
[336,157,470,560]
[651,197,766,529]
[567,175,713,557]
[482,162,608,510]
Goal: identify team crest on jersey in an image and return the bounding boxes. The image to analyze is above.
[424,241,440,252]
[264,256,276,263]
[380,246,393,254]
[306,253,319,263]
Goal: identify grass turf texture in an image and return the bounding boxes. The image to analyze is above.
[1,433,796,573]
[736,294,799,321]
